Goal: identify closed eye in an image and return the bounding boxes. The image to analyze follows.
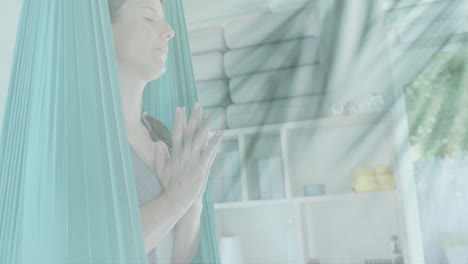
[144,18,155,22]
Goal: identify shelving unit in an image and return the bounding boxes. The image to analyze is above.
[208,111,407,264]
[188,0,426,262]
[214,190,398,210]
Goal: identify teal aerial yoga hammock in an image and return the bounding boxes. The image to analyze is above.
[0,0,220,263]
[145,0,221,263]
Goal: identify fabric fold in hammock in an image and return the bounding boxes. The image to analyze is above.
[0,0,221,263]
[1,0,146,263]
[143,0,221,262]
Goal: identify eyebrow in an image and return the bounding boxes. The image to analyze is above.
[141,0,163,14]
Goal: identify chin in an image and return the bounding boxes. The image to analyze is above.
[143,64,166,82]
[152,66,166,80]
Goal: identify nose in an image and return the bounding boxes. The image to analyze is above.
[161,22,175,41]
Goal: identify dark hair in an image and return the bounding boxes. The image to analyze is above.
[108,0,163,23]
[108,0,126,23]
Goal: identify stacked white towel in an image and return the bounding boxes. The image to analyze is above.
[187,26,229,129]
[224,6,319,49]
[229,65,324,104]
[205,106,228,130]
[192,52,225,82]
[188,5,326,130]
[188,26,227,54]
[226,95,326,129]
[224,37,319,78]
[386,0,462,27]
[196,80,231,107]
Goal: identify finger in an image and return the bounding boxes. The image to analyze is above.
[201,150,218,195]
[200,112,212,149]
[183,103,202,158]
[192,103,203,131]
[158,141,170,164]
[153,142,165,181]
[182,107,187,131]
[172,107,183,161]
[201,132,223,165]
[181,107,188,159]
[206,134,223,170]
[192,111,211,155]
[198,149,219,201]
[156,141,172,187]
[198,169,211,200]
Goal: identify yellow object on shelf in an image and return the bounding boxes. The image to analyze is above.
[375,166,393,175]
[376,173,395,190]
[375,165,395,190]
[352,168,379,192]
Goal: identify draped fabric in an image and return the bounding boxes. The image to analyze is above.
[142,1,221,263]
[0,0,220,263]
[5,0,468,263]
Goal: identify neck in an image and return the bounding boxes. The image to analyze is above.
[117,64,148,139]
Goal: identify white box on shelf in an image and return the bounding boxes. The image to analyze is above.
[211,177,225,203]
[223,175,242,202]
[219,236,245,264]
[257,156,285,200]
[211,151,242,202]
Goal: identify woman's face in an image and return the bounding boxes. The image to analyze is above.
[111,0,175,82]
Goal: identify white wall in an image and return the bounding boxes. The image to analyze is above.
[183,0,311,30]
[0,1,22,132]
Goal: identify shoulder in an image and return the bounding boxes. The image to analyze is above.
[143,113,172,149]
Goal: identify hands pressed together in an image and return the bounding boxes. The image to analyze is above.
[152,102,223,210]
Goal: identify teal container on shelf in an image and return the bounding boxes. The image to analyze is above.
[303,184,326,196]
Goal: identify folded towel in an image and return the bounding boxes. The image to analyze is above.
[383,0,448,10]
[224,37,318,78]
[196,80,231,107]
[188,27,227,54]
[386,0,463,27]
[397,18,467,44]
[224,7,319,49]
[226,95,326,129]
[205,106,228,130]
[192,52,225,81]
[229,65,325,104]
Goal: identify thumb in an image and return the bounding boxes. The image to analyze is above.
[153,141,167,179]
[157,141,171,166]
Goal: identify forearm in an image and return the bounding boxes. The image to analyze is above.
[139,192,190,254]
[171,200,204,264]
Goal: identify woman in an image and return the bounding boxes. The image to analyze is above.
[109,0,224,263]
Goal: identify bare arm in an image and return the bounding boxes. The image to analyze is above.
[139,191,189,254]
[171,199,204,263]
[148,104,222,259]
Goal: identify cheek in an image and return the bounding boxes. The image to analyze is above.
[114,23,153,61]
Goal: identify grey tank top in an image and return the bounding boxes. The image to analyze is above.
[129,113,175,264]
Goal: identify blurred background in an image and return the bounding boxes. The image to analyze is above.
[181,0,468,263]
[1,0,467,263]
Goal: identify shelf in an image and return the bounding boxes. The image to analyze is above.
[286,111,395,197]
[215,205,301,263]
[209,109,403,264]
[301,189,401,264]
[209,111,391,137]
[209,139,243,203]
[243,131,286,200]
[214,190,397,210]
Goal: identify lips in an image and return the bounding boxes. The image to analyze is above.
[154,47,168,55]
[153,49,168,61]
